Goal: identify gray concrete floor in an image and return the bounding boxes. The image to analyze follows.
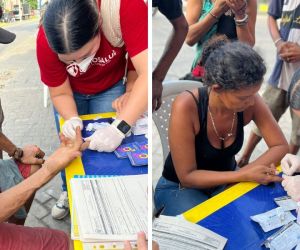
[0,20,70,233]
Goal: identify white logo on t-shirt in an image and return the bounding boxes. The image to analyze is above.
[92,50,117,66]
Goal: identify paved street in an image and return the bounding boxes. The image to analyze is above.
[153,13,295,182]
[0,20,70,233]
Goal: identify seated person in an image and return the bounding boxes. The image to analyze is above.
[154,40,289,216]
[0,24,45,225]
[281,68,300,202]
[0,128,84,250]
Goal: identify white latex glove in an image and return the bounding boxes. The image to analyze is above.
[282,175,300,202]
[281,153,300,176]
[62,117,83,139]
[85,124,125,152]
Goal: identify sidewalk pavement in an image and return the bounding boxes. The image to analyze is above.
[0,20,70,233]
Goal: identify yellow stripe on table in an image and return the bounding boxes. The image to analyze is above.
[59,112,116,250]
[183,181,259,223]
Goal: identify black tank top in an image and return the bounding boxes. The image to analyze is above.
[163,87,244,183]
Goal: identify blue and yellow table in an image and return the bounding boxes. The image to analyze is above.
[60,113,148,250]
[182,178,296,250]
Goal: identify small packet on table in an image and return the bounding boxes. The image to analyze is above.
[250,207,296,232]
[263,221,300,250]
[274,196,298,211]
[127,149,148,166]
[114,142,139,159]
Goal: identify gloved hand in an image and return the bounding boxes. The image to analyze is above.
[85,124,125,152]
[281,153,300,176]
[62,117,83,139]
[282,175,300,202]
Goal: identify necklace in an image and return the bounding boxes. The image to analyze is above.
[208,106,236,149]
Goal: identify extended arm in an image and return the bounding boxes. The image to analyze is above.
[153,14,188,111]
[117,50,148,125]
[0,128,83,223]
[48,78,78,120]
[185,0,228,46]
[244,95,289,167]
[235,0,256,46]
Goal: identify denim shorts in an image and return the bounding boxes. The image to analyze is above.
[154,176,225,216]
[73,79,125,115]
[0,159,27,219]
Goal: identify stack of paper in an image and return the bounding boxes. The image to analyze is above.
[70,175,148,249]
[153,215,227,250]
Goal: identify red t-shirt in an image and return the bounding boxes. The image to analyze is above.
[36,0,148,95]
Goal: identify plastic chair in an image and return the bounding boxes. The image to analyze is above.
[152,80,203,189]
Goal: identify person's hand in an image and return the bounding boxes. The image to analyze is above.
[152,78,163,112]
[211,0,229,16]
[85,124,125,152]
[112,92,131,114]
[236,154,250,168]
[282,175,300,202]
[239,164,282,185]
[62,117,83,139]
[226,0,246,17]
[20,145,45,165]
[281,153,300,176]
[124,232,147,250]
[279,42,300,63]
[276,40,289,54]
[43,127,84,175]
[153,241,159,250]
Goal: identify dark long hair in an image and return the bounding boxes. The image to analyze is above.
[43,0,100,54]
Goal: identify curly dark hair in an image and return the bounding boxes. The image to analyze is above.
[200,35,230,66]
[203,41,266,90]
[288,68,300,110]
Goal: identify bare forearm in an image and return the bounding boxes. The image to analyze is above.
[126,70,137,92]
[0,167,53,222]
[118,73,147,125]
[180,169,243,189]
[153,15,188,81]
[51,94,78,120]
[268,16,281,42]
[0,132,17,156]
[248,145,289,167]
[186,13,218,46]
[236,24,255,46]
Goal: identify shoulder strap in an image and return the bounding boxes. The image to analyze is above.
[185,90,199,106]
[100,0,124,48]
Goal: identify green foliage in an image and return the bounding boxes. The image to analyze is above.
[26,0,37,10]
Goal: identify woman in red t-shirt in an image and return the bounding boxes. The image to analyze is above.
[36,0,148,219]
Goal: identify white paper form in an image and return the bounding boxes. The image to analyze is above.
[71,175,148,242]
[153,215,227,250]
[251,208,296,232]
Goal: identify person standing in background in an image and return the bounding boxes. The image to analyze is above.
[152,0,188,111]
[239,0,300,167]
